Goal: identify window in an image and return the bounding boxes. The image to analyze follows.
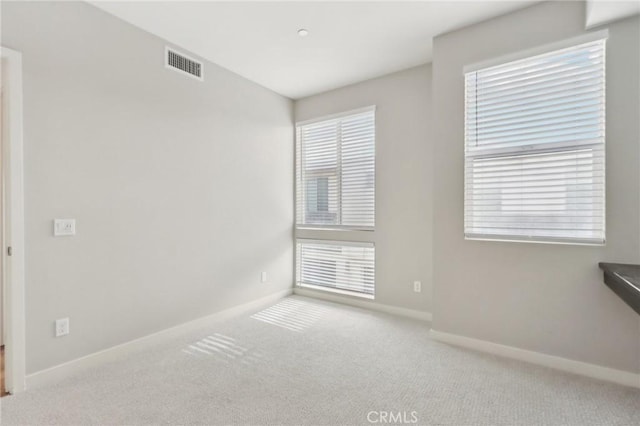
[295,107,376,298]
[296,107,375,229]
[464,33,607,245]
[306,176,335,224]
[296,240,375,298]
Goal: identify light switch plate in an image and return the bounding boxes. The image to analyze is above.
[54,219,76,236]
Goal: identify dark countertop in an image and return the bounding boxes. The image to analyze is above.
[599,263,640,315]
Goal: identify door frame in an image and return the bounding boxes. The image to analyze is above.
[1,46,26,394]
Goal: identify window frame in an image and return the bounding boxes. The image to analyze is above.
[295,105,376,232]
[463,30,608,246]
[296,238,376,300]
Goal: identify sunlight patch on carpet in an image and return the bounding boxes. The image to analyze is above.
[250,298,329,332]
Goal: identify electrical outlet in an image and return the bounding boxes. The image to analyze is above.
[261,272,268,283]
[55,318,70,337]
[413,281,422,293]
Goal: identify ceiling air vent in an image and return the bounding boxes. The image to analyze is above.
[165,47,203,81]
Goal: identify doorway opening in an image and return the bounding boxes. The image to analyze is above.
[1,46,27,395]
[1,86,5,396]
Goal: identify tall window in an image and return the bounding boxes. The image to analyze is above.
[464,33,606,245]
[296,107,375,229]
[296,107,376,298]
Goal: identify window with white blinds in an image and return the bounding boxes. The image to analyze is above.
[296,107,375,229]
[296,240,375,298]
[464,34,606,245]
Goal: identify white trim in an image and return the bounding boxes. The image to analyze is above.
[296,238,374,248]
[465,235,606,247]
[294,287,432,322]
[464,29,609,74]
[1,46,26,394]
[430,330,640,389]
[295,105,376,127]
[295,225,375,232]
[466,140,605,159]
[26,289,292,390]
[297,283,375,300]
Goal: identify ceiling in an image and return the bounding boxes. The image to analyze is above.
[90,0,542,99]
[89,1,637,99]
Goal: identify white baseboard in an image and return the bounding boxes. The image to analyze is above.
[26,289,292,390]
[430,329,640,389]
[293,287,432,322]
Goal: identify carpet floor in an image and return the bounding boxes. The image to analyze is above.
[1,295,638,425]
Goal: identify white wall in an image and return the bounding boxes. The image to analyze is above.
[432,1,640,373]
[295,65,433,313]
[1,1,293,374]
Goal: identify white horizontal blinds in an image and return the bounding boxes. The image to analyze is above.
[297,119,340,226]
[465,38,606,244]
[296,240,375,296]
[341,112,375,226]
[296,108,375,227]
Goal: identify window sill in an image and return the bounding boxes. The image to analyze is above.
[297,283,375,300]
[295,225,374,232]
[465,235,605,247]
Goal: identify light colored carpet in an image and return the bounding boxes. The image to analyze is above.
[1,295,638,425]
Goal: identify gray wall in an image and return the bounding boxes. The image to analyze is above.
[432,1,640,373]
[2,1,293,374]
[295,65,433,313]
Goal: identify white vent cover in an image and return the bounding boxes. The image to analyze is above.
[165,47,203,81]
